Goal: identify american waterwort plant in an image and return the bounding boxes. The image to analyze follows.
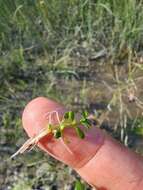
[11,110,92,159]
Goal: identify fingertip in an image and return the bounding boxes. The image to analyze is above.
[21,97,105,169]
[22,96,65,137]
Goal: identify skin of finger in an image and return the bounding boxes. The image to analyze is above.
[22,97,105,168]
[77,134,143,190]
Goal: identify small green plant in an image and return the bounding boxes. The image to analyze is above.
[131,118,143,135]
[46,110,91,140]
[74,180,86,190]
[11,110,92,159]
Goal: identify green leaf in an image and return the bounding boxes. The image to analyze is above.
[64,112,69,119]
[80,119,91,128]
[74,180,85,190]
[54,129,62,138]
[82,111,88,119]
[69,111,75,121]
[133,127,143,135]
[75,127,85,139]
[64,111,75,121]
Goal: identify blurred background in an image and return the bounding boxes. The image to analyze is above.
[1,0,143,189]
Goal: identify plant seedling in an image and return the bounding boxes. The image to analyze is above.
[11,110,93,159]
